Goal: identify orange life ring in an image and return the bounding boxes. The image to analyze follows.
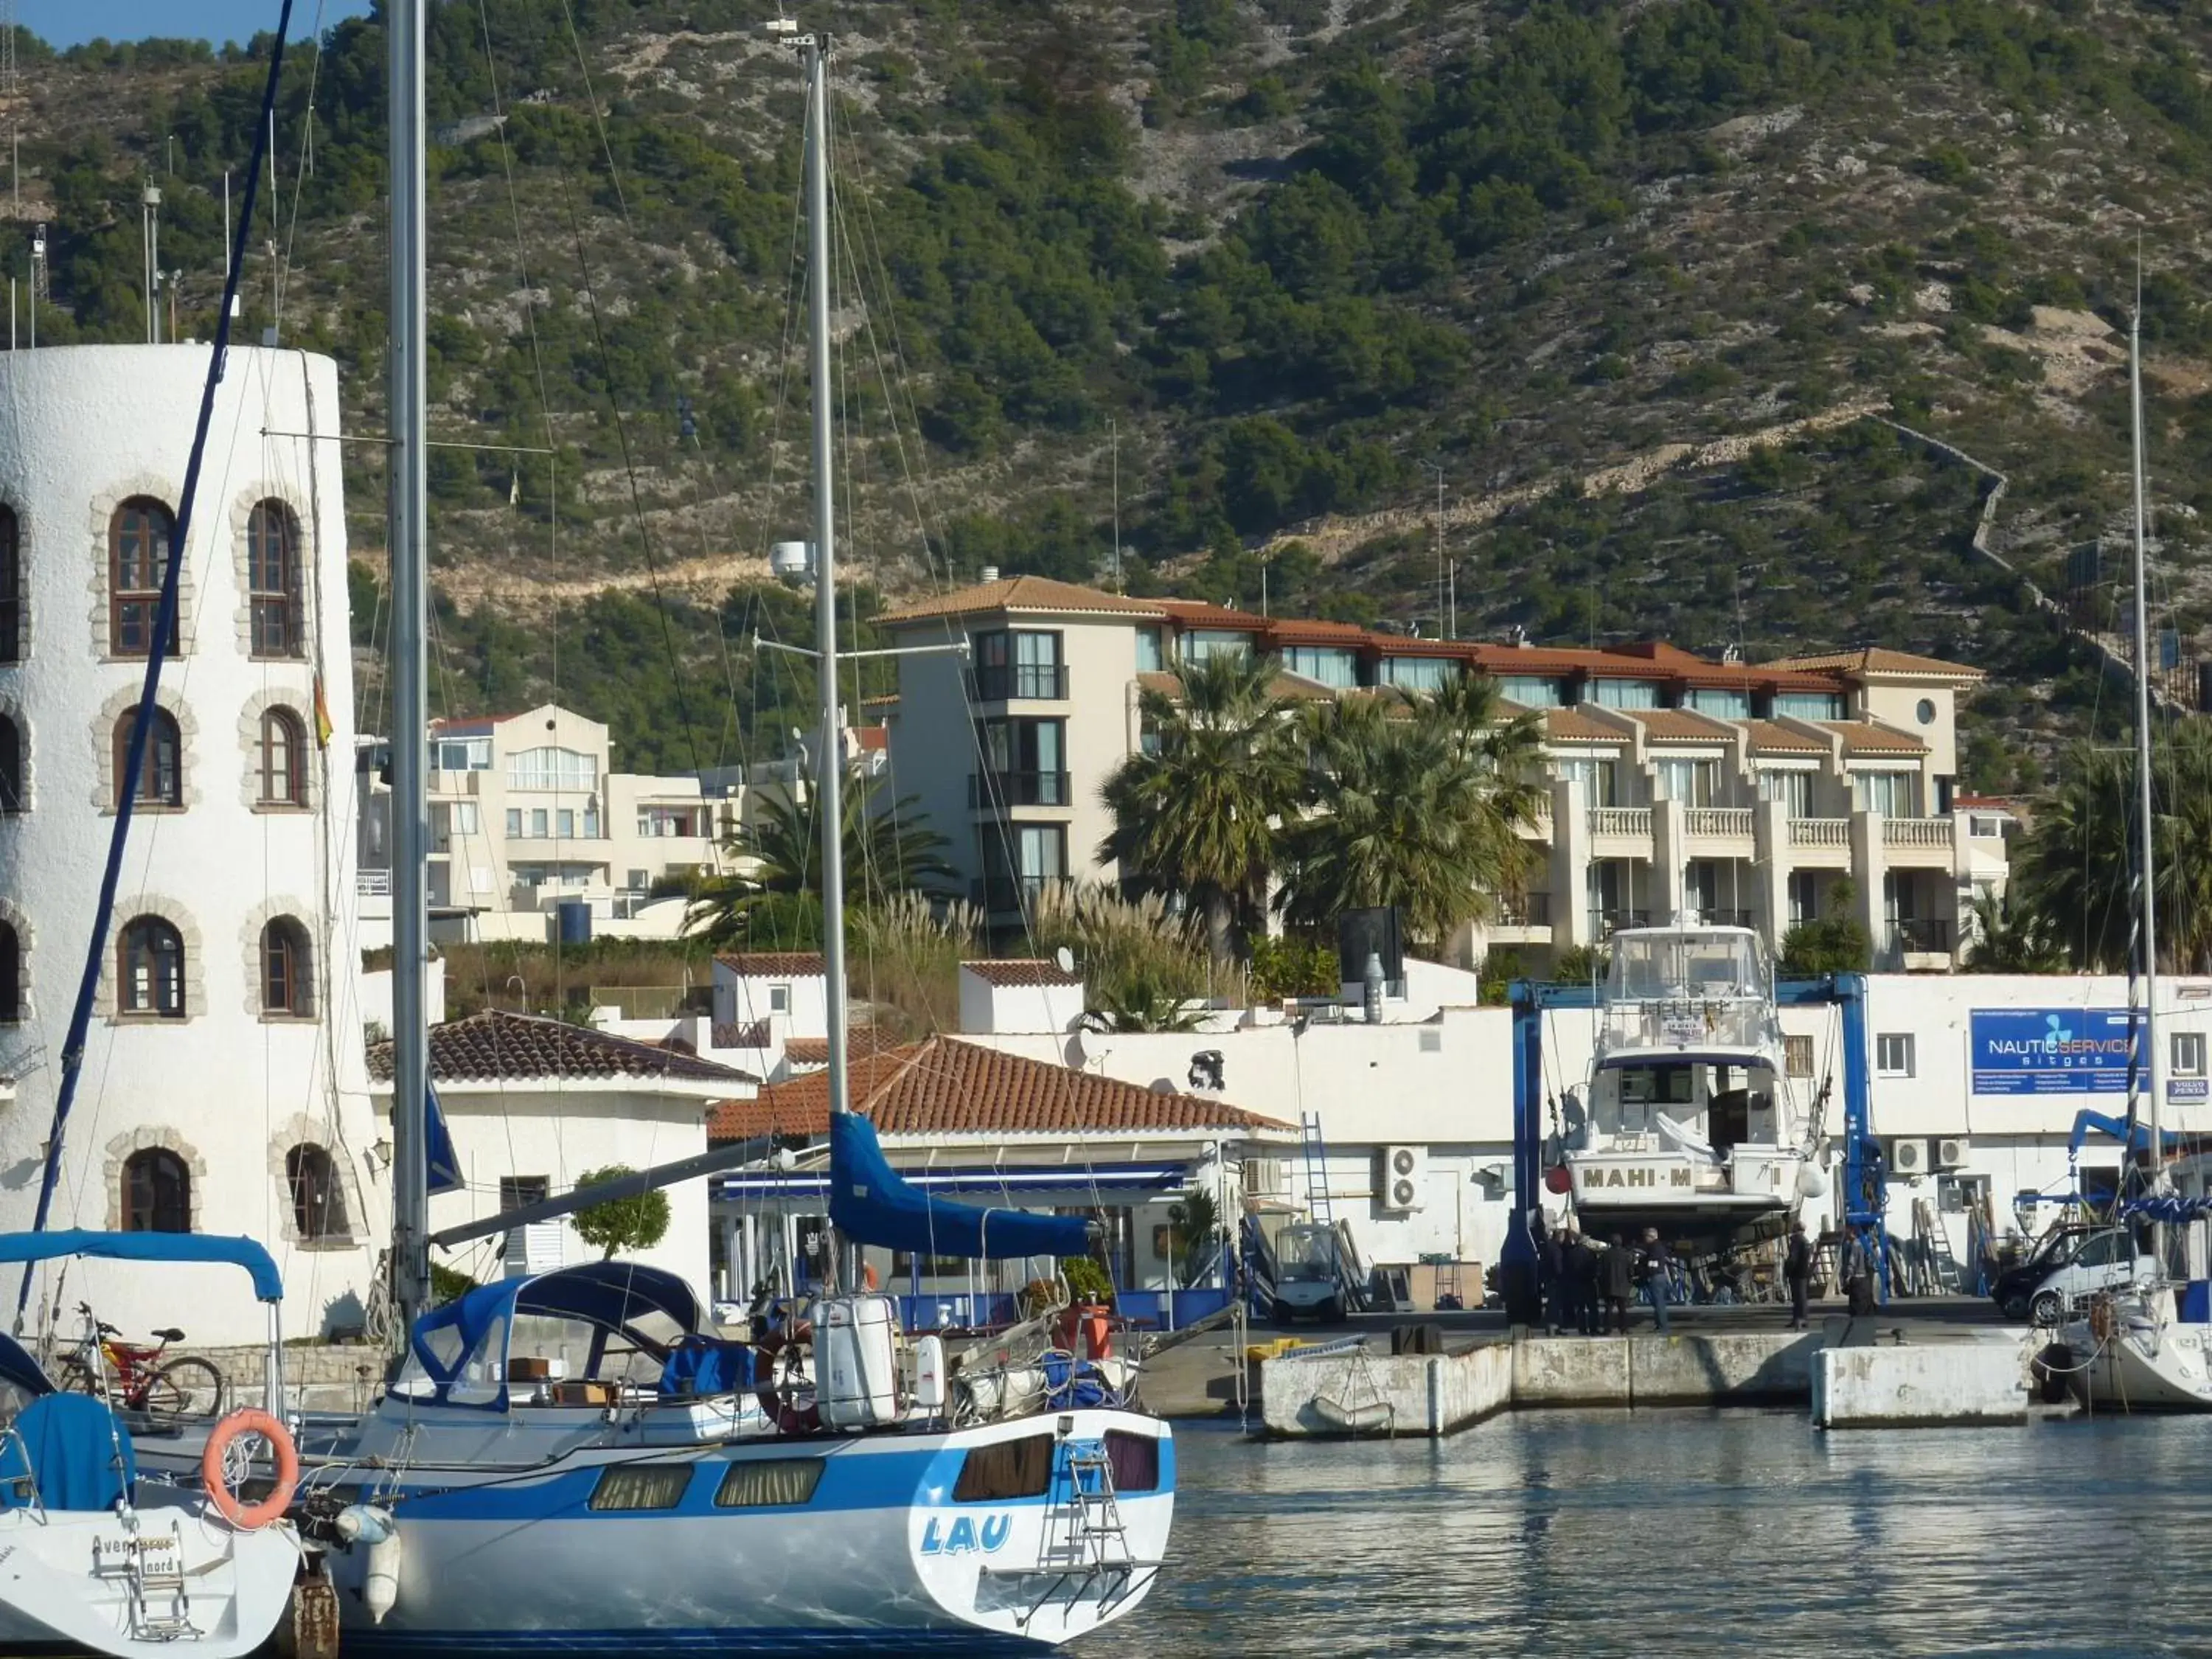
[200,1408,299,1529]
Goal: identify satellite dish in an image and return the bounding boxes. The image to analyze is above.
[1054,945,1076,975]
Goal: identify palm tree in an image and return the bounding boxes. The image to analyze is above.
[2012,723,2212,973]
[1963,888,2067,973]
[686,773,950,947]
[1098,653,1301,966]
[1274,678,1543,945]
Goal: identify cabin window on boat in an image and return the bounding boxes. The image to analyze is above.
[1103,1431,1159,1494]
[109,498,178,658]
[714,1458,824,1509]
[122,1148,190,1233]
[588,1464,693,1512]
[953,1434,1055,1502]
[1617,1066,1695,1109]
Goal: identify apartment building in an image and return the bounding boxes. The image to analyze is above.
[876,576,2006,970]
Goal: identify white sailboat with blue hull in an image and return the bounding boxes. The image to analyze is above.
[293,10,1173,1649]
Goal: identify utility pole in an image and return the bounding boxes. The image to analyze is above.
[1109,418,1121,594]
[141,183,160,344]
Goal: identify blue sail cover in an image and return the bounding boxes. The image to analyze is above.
[827,1112,1088,1259]
[426,1084,463,1195]
[2122,1195,2212,1223]
[0,1230,284,1302]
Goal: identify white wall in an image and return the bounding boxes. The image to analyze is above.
[712,964,829,1043]
[0,344,381,1343]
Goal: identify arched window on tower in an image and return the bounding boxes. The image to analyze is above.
[109,498,178,658]
[247,501,302,658]
[117,916,184,1018]
[0,922,21,1023]
[258,709,306,807]
[0,714,21,813]
[286,1144,348,1240]
[260,917,311,1017]
[114,708,181,810]
[0,504,22,664]
[122,1148,189,1233]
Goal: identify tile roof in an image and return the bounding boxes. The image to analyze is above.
[707,1037,1292,1142]
[876,577,1162,625]
[1762,648,1982,680]
[781,1030,905,1067]
[854,726,889,752]
[1541,707,1625,742]
[962,959,1084,988]
[1621,709,1735,742]
[715,953,827,978]
[1151,599,1269,629]
[1818,720,1929,755]
[1741,720,1824,754]
[369,1009,757,1085]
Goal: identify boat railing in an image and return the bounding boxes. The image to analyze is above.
[1598,998,1773,1052]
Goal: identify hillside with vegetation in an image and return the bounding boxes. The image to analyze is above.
[15,0,2212,782]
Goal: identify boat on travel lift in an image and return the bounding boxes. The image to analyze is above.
[282,11,1174,1649]
[1554,923,1822,1250]
[0,1232,301,1659]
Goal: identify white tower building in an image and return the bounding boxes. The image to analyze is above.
[0,344,383,1344]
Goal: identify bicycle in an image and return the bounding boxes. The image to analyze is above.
[55,1301,227,1422]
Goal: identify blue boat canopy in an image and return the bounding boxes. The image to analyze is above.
[828,1112,1089,1261]
[2121,1195,2212,1223]
[0,1230,283,1302]
[405,1261,703,1409]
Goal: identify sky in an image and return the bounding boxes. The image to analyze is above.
[25,0,369,51]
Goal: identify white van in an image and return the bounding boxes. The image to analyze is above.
[2025,1227,2157,1326]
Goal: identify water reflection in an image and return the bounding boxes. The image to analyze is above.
[1124,1411,2212,1656]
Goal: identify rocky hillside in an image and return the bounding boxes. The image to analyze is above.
[17,0,2212,781]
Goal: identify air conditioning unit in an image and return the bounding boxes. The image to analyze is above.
[1376,1144,1426,1212]
[1935,1136,1970,1170]
[1889,1138,1930,1177]
[1243,1158,1290,1198]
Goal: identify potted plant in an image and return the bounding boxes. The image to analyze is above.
[1056,1256,1116,1359]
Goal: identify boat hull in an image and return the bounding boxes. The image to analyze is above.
[2062,1314,2212,1412]
[0,1498,298,1659]
[316,1409,1172,1655]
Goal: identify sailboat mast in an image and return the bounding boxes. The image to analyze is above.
[804,34,849,1123]
[388,0,432,1328]
[2129,304,2166,1189]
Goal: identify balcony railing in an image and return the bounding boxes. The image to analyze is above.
[1497,892,1552,927]
[1691,908,1754,928]
[1788,817,1850,849]
[1883,817,1955,850]
[1595,908,1652,940]
[973,874,1058,914]
[970,664,1070,702]
[1588,807,1653,838]
[968,770,1074,808]
[1684,807,1753,839]
[1891,917,1952,954]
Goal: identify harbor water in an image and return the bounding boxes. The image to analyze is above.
[1121,1410,2212,1656]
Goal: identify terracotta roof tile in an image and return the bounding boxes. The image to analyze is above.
[877,577,1163,625]
[1262,617,1374,646]
[1818,720,1929,755]
[781,1030,904,1067]
[1741,720,1824,754]
[707,1037,1292,1141]
[1152,599,1268,629]
[715,953,827,978]
[369,1009,757,1085]
[962,959,1084,987]
[1542,707,1624,742]
[1762,647,1983,680]
[1621,709,1734,742]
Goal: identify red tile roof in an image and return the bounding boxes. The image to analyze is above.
[369,1009,757,1085]
[877,577,1164,625]
[1151,599,1268,630]
[708,1037,1292,1141]
[1741,720,1824,754]
[1818,720,1929,755]
[716,953,827,978]
[781,1030,905,1067]
[1763,648,1982,680]
[1541,707,1625,742]
[1621,709,1735,742]
[963,959,1084,987]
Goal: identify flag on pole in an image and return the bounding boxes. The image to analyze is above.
[313,675,334,748]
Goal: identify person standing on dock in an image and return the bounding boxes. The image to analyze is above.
[1842,1229,1874,1318]
[1565,1230,1599,1335]
[1601,1233,1635,1335]
[1784,1221,1812,1331]
[1540,1221,1567,1337]
[1638,1228,1672,1334]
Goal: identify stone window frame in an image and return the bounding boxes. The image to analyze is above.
[0,897,30,1024]
[238,896,320,1022]
[103,1125,206,1233]
[228,486,313,661]
[93,684,198,815]
[265,1115,362,1250]
[87,479,193,662]
[237,688,321,814]
[101,893,204,1023]
[0,500,28,667]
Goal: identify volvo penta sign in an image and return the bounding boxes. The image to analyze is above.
[1969,1008,2140,1096]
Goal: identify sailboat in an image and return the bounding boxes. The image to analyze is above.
[2059,295,2212,1411]
[282,13,1174,1648]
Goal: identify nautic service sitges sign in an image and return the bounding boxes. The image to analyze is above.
[1969,1008,2142,1096]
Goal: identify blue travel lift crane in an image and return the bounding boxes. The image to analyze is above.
[1501,973,1884,1325]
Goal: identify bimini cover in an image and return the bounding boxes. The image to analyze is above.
[0,1333,52,1401]
[2122,1195,2212,1223]
[828,1113,1088,1260]
[0,1230,284,1302]
[0,1393,135,1512]
[407,1261,702,1407]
